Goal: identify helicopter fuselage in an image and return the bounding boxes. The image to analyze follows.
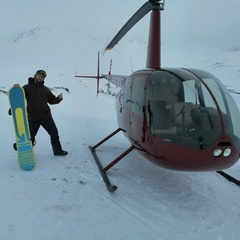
[115,67,240,171]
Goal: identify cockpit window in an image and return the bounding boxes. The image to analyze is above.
[202,77,240,139]
[147,71,184,102]
[146,70,239,150]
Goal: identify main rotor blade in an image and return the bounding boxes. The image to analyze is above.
[105,2,152,50]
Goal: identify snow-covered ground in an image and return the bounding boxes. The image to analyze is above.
[1,1,240,239]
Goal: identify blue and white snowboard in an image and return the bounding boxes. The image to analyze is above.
[9,86,36,171]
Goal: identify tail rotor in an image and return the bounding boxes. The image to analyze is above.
[75,51,103,96]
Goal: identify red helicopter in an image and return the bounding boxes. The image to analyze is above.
[76,0,240,191]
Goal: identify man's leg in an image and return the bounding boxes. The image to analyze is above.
[28,121,41,146]
[41,118,67,155]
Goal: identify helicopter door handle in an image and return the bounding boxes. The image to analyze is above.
[129,112,132,125]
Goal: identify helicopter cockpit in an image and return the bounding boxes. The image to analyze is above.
[147,69,240,150]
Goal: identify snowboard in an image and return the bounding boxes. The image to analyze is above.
[9,86,36,171]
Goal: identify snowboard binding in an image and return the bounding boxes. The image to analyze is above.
[13,140,36,151]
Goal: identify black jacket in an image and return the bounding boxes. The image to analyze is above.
[23,77,62,121]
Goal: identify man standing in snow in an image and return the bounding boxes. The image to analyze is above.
[13,70,68,156]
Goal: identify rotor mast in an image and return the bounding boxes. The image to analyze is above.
[146,0,165,69]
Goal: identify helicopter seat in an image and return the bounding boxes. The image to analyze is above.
[154,102,198,136]
[148,99,178,137]
[191,107,223,147]
[149,99,200,138]
[148,99,169,130]
[173,102,198,126]
[161,102,198,134]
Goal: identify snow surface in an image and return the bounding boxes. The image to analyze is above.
[1,1,240,239]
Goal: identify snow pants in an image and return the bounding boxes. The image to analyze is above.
[28,117,63,154]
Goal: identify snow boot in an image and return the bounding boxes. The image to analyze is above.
[52,141,68,156]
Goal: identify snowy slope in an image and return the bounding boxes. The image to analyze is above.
[1,1,240,240]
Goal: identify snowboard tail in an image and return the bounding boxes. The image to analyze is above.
[17,142,35,171]
[9,86,36,171]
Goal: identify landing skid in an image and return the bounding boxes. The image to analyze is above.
[217,171,240,186]
[89,129,240,190]
[89,128,135,192]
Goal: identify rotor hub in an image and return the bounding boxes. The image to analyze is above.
[149,0,165,10]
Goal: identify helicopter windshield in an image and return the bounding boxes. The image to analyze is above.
[146,69,240,150]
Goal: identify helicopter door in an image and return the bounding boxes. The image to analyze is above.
[131,76,147,142]
[122,76,133,136]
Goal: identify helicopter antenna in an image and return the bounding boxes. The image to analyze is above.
[108,59,112,75]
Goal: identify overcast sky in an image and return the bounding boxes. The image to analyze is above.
[1,0,239,50]
[162,0,240,48]
[109,0,240,49]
